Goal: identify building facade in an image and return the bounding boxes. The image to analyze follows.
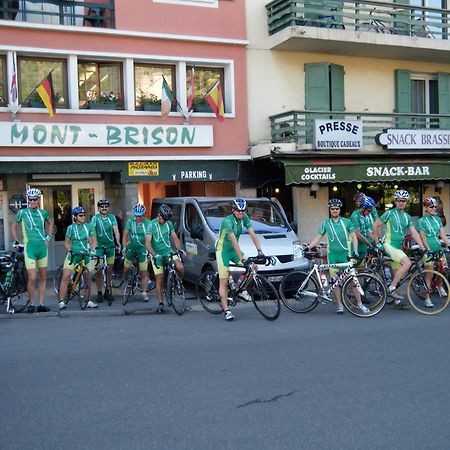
[0,0,249,268]
[246,0,450,242]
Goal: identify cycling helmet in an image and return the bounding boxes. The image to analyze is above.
[72,206,85,216]
[394,189,410,200]
[26,187,41,198]
[158,204,173,220]
[97,199,110,207]
[423,197,438,208]
[360,196,376,209]
[327,198,343,208]
[232,198,247,212]
[132,203,146,216]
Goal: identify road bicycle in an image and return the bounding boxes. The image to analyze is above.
[362,245,450,315]
[122,252,155,305]
[359,9,396,34]
[54,252,94,310]
[155,251,186,316]
[111,252,124,288]
[0,244,28,314]
[91,246,115,305]
[196,255,281,321]
[279,247,386,318]
[303,8,345,29]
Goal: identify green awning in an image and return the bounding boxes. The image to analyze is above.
[281,157,450,185]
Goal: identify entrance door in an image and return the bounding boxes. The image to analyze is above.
[36,181,104,271]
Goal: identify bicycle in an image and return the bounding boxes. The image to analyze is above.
[362,245,450,315]
[304,8,345,29]
[359,9,396,34]
[196,255,281,321]
[0,244,28,314]
[55,252,93,310]
[122,253,155,305]
[155,251,186,316]
[92,246,115,306]
[279,247,387,318]
[111,252,124,288]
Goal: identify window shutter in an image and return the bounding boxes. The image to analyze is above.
[437,72,450,128]
[330,63,345,112]
[395,69,411,128]
[305,63,330,111]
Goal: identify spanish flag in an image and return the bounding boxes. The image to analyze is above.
[36,72,56,117]
[205,80,224,122]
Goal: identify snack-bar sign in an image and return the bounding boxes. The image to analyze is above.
[314,120,363,150]
[377,129,450,149]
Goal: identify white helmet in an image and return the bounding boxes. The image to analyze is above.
[394,189,410,200]
[26,188,41,198]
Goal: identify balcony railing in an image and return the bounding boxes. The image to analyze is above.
[270,110,450,146]
[266,0,449,40]
[0,0,115,28]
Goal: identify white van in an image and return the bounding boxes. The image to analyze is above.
[151,197,308,284]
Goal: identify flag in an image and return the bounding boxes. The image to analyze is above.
[10,53,18,103]
[161,77,175,119]
[205,80,224,122]
[36,72,56,117]
[187,66,195,111]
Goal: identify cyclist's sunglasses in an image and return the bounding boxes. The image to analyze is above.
[99,205,109,209]
[396,199,407,203]
[428,205,437,208]
[330,207,340,211]
[28,197,39,201]
[77,213,86,217]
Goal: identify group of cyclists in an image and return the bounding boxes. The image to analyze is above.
[10,187,449,319]
[307,189,448,314]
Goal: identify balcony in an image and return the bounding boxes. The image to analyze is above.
[269,110,450,151]
[266,0,450,62]
[0,0,115,28]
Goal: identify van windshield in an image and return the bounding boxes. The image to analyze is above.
[198,199,290,234]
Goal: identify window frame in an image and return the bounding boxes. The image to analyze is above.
[0,55,6,106]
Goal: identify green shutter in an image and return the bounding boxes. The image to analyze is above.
[395,69,411,128]
[438,72,450,128]
[330,63,345,114]
[305,62,330,144]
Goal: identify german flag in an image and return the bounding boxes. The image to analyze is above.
[36,72,56,117]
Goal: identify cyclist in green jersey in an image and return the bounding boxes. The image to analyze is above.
[308,198,364,314]
[11,188,53,313]
[418,197,449,307]
[90,199,121,304]
[350,195,377,258]
[215,198,264,321]
[146,204,184,314]
[122,203,151,302]
[58,207,98,310]
[373,189,425,307]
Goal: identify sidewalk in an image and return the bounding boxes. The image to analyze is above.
[0,276,201,319]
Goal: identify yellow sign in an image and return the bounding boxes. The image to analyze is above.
[128,162,159,177]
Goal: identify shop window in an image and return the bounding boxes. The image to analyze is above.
[0,55,6,106]
[18,56,67,108]
[134,63,176,110]
[395,69,450,128]
[78,60,123,109]
[187,66,225,112]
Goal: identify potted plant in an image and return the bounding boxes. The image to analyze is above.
[138,91,161,111]
[193,97,211,113]
[88,91,120,110]
[29,91,61,108]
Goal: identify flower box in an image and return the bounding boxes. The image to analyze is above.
[29,100,45,108]
[194,103,212,113]
[88,101,117,110]
[142,102,160,112]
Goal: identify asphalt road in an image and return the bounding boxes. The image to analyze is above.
[1,300,450,450]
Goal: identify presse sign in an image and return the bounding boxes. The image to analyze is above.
[314,120,362,150]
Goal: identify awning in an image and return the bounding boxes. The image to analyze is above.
[280,157,450,185]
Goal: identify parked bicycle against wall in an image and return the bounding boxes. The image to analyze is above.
[303,8,345,29]
[0,244,28,314]
[359,8,396,34]
[279,246,387,318]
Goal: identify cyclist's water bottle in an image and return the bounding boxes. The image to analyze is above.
[320,271,328,287]
[228,275,238,293]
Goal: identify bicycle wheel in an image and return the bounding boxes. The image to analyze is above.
[53,264,64,295]
[407,270,450,315]
[342,272,386,317]
[9,293,29,313]
[112,257,124,288]
[77,270,89,310]
[196,272,223,314]
[247,274,280,321]
[279,271,320,313]
[166,271,186,315]
[122,268,136,305]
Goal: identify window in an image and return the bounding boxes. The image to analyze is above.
[18,57,66,108]
[78,60,123,109]
[187,66,224,112]
[0,55,6,105]
[134,63,175,110]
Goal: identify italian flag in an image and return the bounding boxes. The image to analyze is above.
[161,78,175,119]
